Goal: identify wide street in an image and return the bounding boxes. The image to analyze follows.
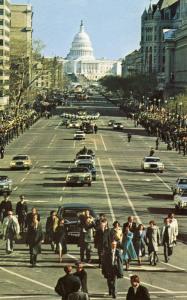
[0,95,187,300]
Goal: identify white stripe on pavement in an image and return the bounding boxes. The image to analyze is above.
[109,158,141,224]
[100,134,107,151]
[97,158,115,222]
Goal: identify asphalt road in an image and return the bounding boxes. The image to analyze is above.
[0,95,187,300]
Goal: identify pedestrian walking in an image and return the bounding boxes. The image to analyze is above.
[126,275,151,300]
[122,225,137,270]
[149,147,155,156]
[26,207,40,230]
[168,212,178,243]
[45,210,59,251]
[161,217,175,263]
[122,216,137,234]
[2,211,20,254]
[94,218,111,267]
[55,265,81,300]
[0,194,13,222]
[127,133,132,143]
[110,221,123,244]
[79,210,95,263]
[16,195,28,233]
[155,138,159,150]
[26,214,44,267]
[67,280,90,300]
[133,224,146,266]
[146,220,160,266]
[94,124,98,134]
[74,261,88,293]
[102,240,124,299]
[0,145,5,159]
[55,218,67,262]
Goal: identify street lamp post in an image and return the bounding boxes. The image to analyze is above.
[158,99,161,111]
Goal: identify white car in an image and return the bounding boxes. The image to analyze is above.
[74,130,85,140]
[66,167,92,186]
[68,121,80,129]
[141,156,164,172]
[172,177,187,195]
[113,122,124,130]
[174,190,187,211]
[75,155,95,166]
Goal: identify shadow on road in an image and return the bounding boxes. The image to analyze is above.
[145,193,173,201]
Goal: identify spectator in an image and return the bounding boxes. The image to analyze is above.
[122,225,137,270]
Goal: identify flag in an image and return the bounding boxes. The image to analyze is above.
[161,0,179,9]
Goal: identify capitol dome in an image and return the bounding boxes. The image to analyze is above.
[66,21,95,60]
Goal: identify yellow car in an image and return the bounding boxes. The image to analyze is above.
[10,154,32,170]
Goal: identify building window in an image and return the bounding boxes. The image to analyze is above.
[0,19,3,25]
[0,39,3,46]
[0,0,4,4]
[0,9,4,15]
[0,29,3,35]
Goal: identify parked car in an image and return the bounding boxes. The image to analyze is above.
[113,122,124,130]
[57,203,97,243]
[172,177,187,195]
[174,189,187,212]
[10,154,32,170]
[0,176,12,194]
[66,167,92,186]
[141,156,164,172]
[74,130,86,140]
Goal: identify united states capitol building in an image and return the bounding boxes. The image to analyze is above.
[63,21,122,81]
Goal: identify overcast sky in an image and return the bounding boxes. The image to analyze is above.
[12,0,157,59]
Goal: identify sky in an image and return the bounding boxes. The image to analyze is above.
[11,0,157,59]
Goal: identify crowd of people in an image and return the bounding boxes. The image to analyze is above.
[0,109,40,158]
[0,194,178,299]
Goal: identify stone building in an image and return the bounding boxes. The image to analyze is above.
[140,0,187,93]
[64,21,122,81]
[0,0,10,109]
[121,49,142,78]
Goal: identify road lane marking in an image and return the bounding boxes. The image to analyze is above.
[47,134,56,148]
[100,134,107,151]
[13,186,18,191]
[97,158,115,222]
[93,138,97,151]
[55,121,61,130]
[109,158,141,224]
[154,173,171,190]
[0,267,53,290]
[161,261,185,271]
[20,178,25,183]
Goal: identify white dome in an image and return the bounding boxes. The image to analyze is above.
[66,21,95,60]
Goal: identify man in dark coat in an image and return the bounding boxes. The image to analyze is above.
[0,194,13,222]
[16,195,28,233]
[74,262,88,293]
[67,280,89,300]
[102,241,123,299]
[122,216,137,234]
[55,265,81,300]
[26,207,40,230]
[26,214,43,267]
[94,218,111,267]
[126,275,150,300]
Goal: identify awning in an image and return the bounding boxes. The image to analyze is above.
[161,0,179,9]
